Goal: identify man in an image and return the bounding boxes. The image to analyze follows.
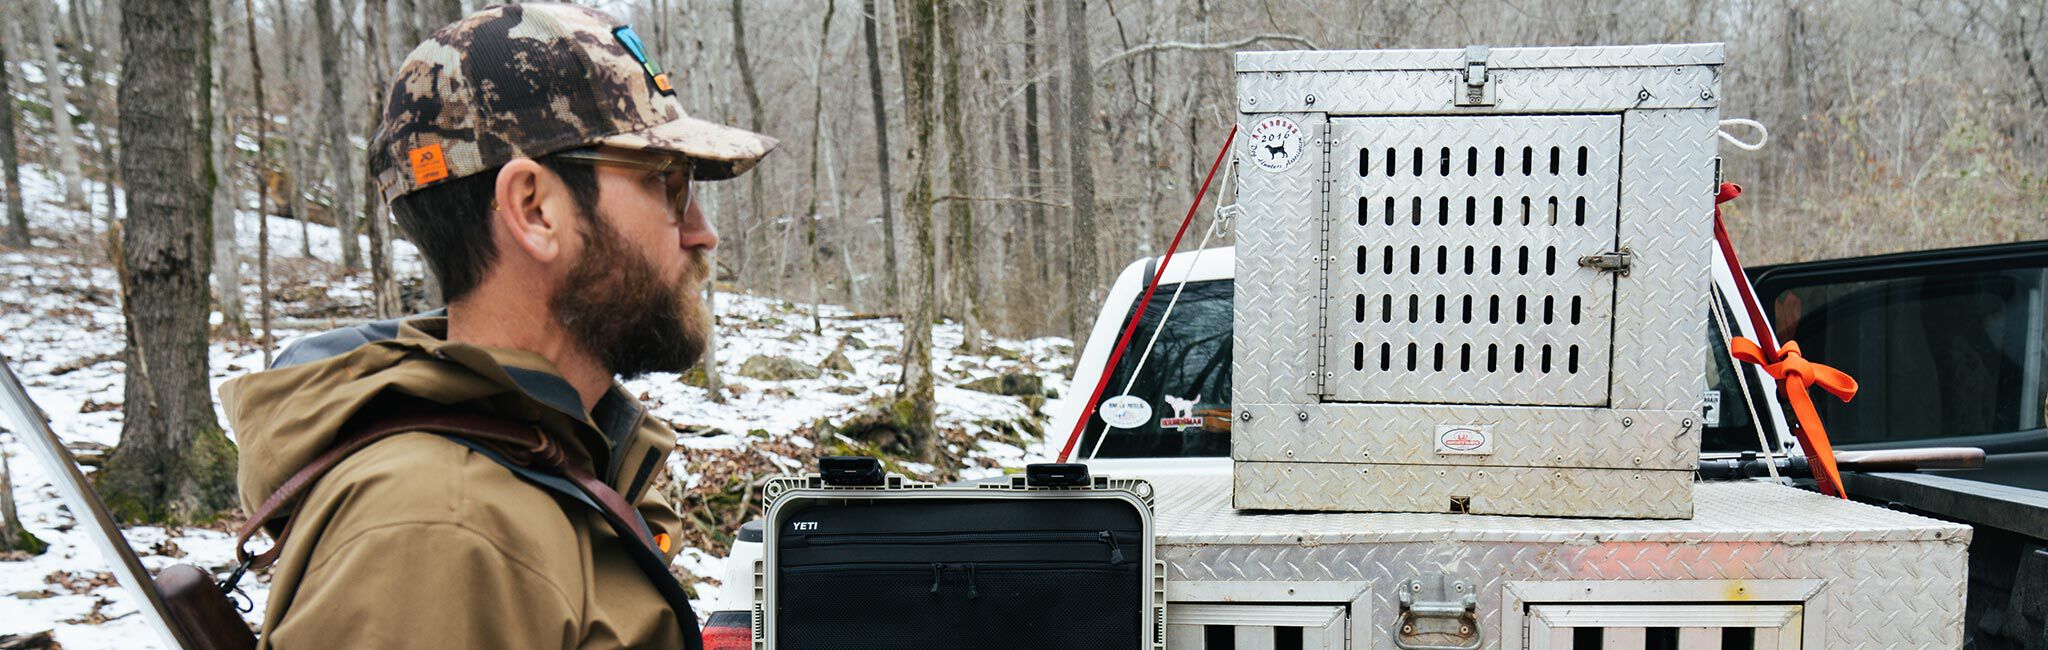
[217,4,775,648]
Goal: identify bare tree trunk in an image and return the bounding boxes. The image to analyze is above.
[940,1,981,353]
[68,0,122,233]
[29,2,86,207]
[314,0,360,272]
[729,0,764,288]
[701,255,725,404]
[209,0,246,335]
[861,0,901,307]
[2,26,28,249]
[1022,0,1047,289]
[1061,0,1100,341]
[0,445,48,554]
[276,0,313,259]
[824,134,858,307]
[364,0,398,316]
[806,3,836,335]
[101,0,239,524]
[895,0,940,454]
[423,0,463,35]
[243,0,275,365]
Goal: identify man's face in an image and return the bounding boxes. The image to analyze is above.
[548,157,717,379]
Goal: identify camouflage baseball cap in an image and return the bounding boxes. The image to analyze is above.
[368,3,777,203]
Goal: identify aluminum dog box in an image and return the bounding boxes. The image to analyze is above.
[1231,44,1725,517]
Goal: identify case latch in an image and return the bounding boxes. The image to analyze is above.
[1457,46,1496,106]
[1578,248,1634,276]
[1393,575,1481,650]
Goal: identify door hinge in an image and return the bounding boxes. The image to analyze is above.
[1578,248,1633,276]
[1457,45,1496,107]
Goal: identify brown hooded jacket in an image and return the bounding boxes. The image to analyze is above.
[218,315,691,648]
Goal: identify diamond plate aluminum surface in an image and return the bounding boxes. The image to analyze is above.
[1322,115,1622,406]
[1156,476,1969,649]
[1236,44,1726,72]
[1234,404,1694,470]
[1233,461,1693,518]
[1610,109,1716,411]
[1237,67,1721,115]
[1233,111,1327,406]
[1233,45,1718,517]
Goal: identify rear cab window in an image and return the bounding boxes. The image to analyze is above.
[1076,280,1234,458]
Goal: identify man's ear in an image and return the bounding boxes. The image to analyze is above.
[493,158,569,264]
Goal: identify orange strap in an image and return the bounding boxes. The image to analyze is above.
[1729,337,1859,498]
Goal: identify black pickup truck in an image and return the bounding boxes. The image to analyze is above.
[1750,241,2048,648]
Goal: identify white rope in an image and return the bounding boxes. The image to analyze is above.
[1716,118,1769,151]
[1709,281,1782,482]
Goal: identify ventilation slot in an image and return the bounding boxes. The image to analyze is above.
[1525,603,1804,650]
[1166,604,1347,650]
[1323,115,1621,406]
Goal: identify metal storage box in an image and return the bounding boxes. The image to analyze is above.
[752,471,1166,650]
[1231,44,1723,517]
[1156,476,1970,649]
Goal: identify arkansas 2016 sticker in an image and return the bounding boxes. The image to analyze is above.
[1246,116,1305,172]
[1434,424,1493,455]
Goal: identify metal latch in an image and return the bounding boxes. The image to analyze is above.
[1457,45,1496,106]
[1578,248,1633,276]
[1393,575,1481,650]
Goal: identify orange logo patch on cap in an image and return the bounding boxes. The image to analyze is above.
[410,144,450,186]
[653,73,674,93]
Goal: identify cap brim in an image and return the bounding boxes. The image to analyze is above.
[601,116,779,181]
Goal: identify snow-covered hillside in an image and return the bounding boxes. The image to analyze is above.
[0,162,1071,647]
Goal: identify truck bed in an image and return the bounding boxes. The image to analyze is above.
[1145,474,1971,648]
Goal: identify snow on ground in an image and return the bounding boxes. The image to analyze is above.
[0,162,1070,646]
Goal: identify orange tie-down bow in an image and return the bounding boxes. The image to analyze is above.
[1728,338,1861,498]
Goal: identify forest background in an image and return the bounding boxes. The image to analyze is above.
[0,0,2044,618]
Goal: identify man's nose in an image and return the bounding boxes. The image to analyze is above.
[678,198,719,252]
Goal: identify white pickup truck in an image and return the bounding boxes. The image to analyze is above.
[710,44,2048,649]
[710,239,2048,648]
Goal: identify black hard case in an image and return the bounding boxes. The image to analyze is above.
[755,472,1162,650]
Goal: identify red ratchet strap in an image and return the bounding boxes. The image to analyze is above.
[1714,183,1858,498]
[1057,125,1237,463]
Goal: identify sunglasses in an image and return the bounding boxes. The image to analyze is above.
[548,147,695,222]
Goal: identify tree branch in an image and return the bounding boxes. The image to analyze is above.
[934,194,1069,208]
[1096,33,1319,69]
[995,33,1318,112]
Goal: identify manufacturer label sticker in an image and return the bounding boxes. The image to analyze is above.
[1434,424,1493,455]
[1098,395,1152,429]
[1246,116,1305,172]
[1702,390,1723,427]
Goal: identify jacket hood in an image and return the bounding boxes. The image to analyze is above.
[219,317,630,518]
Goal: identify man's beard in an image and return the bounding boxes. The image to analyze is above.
[550,212,710,379]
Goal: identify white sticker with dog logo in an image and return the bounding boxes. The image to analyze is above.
[1158,394,1203,430]
[1247,116,1305,172]
[1434,424,1494,455]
